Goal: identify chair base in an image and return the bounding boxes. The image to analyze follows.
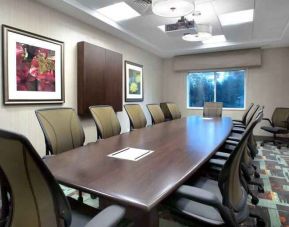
[261,137,289,149]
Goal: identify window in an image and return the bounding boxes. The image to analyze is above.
[187,69,245,109]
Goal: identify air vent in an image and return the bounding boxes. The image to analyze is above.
[127,0,151,14]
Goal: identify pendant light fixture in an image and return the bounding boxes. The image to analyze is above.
[152,0,195,18]
[182,24,213,42]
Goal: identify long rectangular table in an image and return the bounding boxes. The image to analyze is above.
[45,116,232,226]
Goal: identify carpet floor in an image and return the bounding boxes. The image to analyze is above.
[62,141,289,227]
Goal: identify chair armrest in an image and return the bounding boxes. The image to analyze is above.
[175,185,222,208]
[262,118,273,126]
[175,185,237,227]
[85,205,125,227]
[226,139,239,145]
[232,128,245,133]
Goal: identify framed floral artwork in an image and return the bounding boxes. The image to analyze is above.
[125,61,143,102]
[2,25,64,104]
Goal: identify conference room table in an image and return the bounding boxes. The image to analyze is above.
[45,116,233,227]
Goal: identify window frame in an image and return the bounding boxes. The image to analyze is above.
[186,68,247,111]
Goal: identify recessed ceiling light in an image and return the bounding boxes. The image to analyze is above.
[97,2,140,22]
[219,9,254,26]
[202,35,226,44]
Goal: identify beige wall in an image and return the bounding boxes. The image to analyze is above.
[0,0,163,156]
[163,47,289,135]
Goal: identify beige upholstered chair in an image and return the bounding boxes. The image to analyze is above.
[89,105,121,139]
[0,129,125,227]
[160,102,181,120]
[124,104,147,130]
[203,102,223,118]
[35,108,85,156]
[147,104,165,125]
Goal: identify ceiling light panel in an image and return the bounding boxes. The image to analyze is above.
[97,2,141,22]
[219,9,254,26]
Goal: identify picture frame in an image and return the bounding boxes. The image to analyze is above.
[2,25,65,104]
[125,61,143,102]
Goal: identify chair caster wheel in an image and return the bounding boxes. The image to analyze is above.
[258,186,264,193]
[251,196,259,205]
[252,164,257,170]
[90,194,97,199]
[255,172,260,178]
[257,217,266,227]
[260,143,264,147]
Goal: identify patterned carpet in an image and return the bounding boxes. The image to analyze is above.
[62,141,289,227]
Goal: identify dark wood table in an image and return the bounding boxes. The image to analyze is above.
[45,116,232,227]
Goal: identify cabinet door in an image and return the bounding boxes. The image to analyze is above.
[77,42,123,115]
[78,42,105,115]
[104,50,123,112]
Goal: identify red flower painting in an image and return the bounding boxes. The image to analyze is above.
[16,42,56,92]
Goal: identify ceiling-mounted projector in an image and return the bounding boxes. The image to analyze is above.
[165,17,197,37]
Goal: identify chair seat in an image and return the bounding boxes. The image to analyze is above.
[172,178,224,225]
[261,126,288,134]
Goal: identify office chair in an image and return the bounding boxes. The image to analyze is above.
[233,103,254,126]
[210,108,264,204]
[146,104,165,125]
[203,102,223,118]
[124,104,147,130]
[160,102,181,121]
[260,107,289,149]
[0,129,125,227]
[35,108,85,156]
[168,114,265,227]
[35,108,85,202]
[89,106,121,139]
[232,104,260,133]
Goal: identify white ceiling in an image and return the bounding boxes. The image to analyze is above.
[35,0,289,58]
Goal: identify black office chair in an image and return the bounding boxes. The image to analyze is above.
[0,129,125,227]
[167,114,265,227]
[261,107,289,148]
[233,103,254,126]
[210,108,264,204]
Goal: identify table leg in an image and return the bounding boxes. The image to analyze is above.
[132,207,159,227]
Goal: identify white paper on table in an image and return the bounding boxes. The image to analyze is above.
[108,147,154,161]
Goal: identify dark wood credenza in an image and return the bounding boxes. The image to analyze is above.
[77,42,123,115]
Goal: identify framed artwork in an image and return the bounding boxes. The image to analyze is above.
[125,61,143,102]
[2,25,65,104]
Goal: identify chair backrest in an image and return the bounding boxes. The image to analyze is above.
[89,105,121,139]
[218,112,262,213]
[160,102,181,120]
[124,104,147,130]
[0,130,71,227]
[241,103,254,125]
[147,104,165,125]
[35,108,85,155]
[245,104,260,126]
[271,107,289,128]
[203,102,223,118]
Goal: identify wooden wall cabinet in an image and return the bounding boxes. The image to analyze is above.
[77,42,123,116]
